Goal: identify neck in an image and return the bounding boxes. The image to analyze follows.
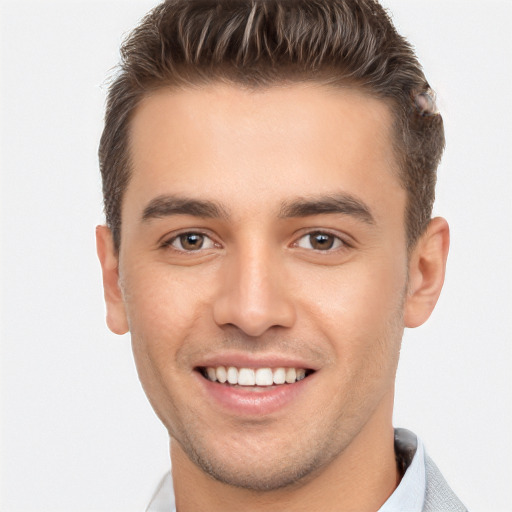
[170,400,399,512]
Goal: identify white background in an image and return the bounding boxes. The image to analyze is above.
[0,1,510,511]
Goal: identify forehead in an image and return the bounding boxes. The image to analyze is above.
[125,83,403,221]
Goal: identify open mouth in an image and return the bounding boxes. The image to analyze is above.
[196,366,315,387]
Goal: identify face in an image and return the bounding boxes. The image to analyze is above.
[109,84,411,490]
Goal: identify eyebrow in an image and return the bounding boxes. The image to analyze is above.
[278,194,375,224]
[142,195,230,221]
[141,192,375,225]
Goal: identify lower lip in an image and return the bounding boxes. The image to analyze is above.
[196,372,314,416]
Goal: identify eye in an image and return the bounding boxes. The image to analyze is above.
[295,231,345,251]
[165,232,217,252]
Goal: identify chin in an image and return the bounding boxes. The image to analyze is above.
[172,419,344,492]
[188,447,326,492]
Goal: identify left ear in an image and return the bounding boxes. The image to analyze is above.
[404,217,450,328]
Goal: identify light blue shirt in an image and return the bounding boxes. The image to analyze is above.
[379,435,425,512]
[146,433,426,512]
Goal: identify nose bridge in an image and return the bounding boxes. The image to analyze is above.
[213,237,295,336]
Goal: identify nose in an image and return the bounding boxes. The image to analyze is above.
[212,245,296,337]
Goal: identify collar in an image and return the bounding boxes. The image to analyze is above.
[377,428,426,512]
[146,429,426,512]
[146,471,174,512]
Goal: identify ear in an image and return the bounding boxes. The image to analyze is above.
[404,217,450,328]
[96,225,129,335]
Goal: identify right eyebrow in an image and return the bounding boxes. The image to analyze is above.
[141,195,230,222]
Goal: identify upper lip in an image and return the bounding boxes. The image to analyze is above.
[193,352,320,371]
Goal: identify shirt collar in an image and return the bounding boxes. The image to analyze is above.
[378,428,426,512]
[146,429,426,512]
[146,472,175,512]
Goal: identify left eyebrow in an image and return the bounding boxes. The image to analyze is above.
[278,194,375,224]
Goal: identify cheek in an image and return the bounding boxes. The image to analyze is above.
[295,253,407,356]
[120,262,220,404]
[122,263,218,420]
[298,259,406,417]
[123,262,216,342]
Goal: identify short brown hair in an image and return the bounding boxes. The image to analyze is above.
[99,0,445,251]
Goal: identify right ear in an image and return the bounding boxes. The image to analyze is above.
[95,225,129,335]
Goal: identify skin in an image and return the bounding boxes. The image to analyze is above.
[97,83,449,511]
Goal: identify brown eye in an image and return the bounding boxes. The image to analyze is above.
[179,233,204,250]
[310,233,334,250]
[296,232,343,251]
[168,232,216,252]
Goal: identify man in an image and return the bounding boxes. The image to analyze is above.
[96,0,467,510]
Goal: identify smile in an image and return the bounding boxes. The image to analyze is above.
[198,366,314,386]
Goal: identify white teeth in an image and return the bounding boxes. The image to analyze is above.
[203,366,310,386]
[255,368,273,386]
[273,367,286,385]
[285,368,297,384]
[216,366,227,383]
[206,367,217,382]
[238,368,255,386]
[227,366,238,384]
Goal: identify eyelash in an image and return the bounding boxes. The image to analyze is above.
[160,230,351,254]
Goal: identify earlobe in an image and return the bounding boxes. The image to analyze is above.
[96,225,129,335]
[404,217,450,328]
